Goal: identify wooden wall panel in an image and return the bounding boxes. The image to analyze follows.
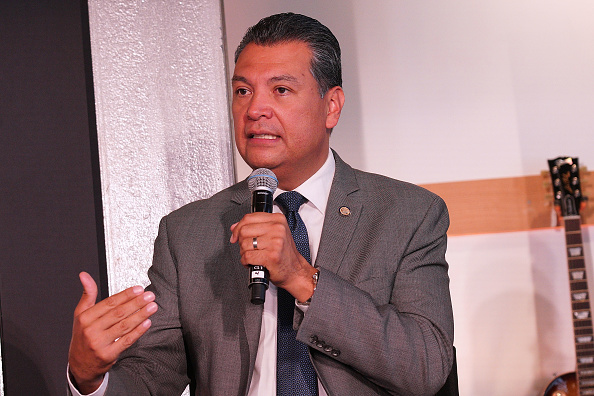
[422,170,594,236]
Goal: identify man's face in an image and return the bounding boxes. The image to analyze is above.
[232,41,343,190]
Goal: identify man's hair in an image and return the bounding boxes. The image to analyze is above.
[234,13,342,97]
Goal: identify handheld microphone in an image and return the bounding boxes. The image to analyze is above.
[247,168,278,304]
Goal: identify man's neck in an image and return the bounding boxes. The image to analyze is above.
[275,149,335,194]
[276,151,332,191]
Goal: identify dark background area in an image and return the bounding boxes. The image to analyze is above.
[0,1,108,394]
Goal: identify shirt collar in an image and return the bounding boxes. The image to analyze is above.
[274,148,335,216]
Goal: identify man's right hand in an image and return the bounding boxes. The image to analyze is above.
[68,272,158,394]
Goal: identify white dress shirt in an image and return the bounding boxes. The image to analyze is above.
[69,149,335,396]
[247,149,334,396]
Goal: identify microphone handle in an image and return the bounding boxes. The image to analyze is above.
[249,190,273,304]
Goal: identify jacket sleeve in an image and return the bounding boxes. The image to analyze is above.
[296,196,454,396]
[105,216,190,395]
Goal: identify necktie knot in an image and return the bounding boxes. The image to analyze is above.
[275,192,311,263]
[275,191,308,213]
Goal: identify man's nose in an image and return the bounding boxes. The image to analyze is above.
[246,92,273,120]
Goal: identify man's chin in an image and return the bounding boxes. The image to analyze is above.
[243,157,281,172]
[248,164,278,173]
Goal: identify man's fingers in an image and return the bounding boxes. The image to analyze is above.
[230,212,286,243]
[74,272,98,317]
[108,317,153,358]
[81,284,146,324]
[89,304,156,366]
[234,216,287,242]
[104,299,158,342]
[85,289,155,336]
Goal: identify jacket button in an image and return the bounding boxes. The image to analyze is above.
[324,345,333,353]
[331,349,340,357]
[310,336,318,344]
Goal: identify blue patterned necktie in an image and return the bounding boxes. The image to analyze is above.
[275,191,318,396]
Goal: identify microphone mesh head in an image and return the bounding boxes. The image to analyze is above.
[248,168,278,193]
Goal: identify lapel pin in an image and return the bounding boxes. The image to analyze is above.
[339,206,351,216]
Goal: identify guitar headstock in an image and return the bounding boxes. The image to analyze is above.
[548,156,583,217]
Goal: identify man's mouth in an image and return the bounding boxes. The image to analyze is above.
[249,134,278,140]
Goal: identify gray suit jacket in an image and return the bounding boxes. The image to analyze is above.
[106,152,454,396]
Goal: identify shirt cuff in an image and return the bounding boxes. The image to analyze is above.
[295,300,310,313]
[67,364,109,396]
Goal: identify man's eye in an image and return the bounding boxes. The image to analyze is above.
[276,87,289,94]
[236,88,249,96]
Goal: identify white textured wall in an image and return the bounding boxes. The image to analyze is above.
[88,0,233,295]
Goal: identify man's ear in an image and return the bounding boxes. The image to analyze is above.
[325,86,345,130]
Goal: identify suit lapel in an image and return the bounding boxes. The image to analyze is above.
[315,152,362,276]
[226,184,264,389]
[226,185,252,294]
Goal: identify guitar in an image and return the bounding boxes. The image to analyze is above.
[544,156,594,396]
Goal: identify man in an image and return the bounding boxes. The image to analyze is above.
[68,12,454,396]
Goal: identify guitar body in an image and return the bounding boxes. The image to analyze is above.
[544,372,577,396]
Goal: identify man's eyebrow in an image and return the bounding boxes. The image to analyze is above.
[231,75,300,85]
[231,75,248,83]
[269,74,299,84]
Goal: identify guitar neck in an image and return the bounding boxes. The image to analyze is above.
[565,215,594,395]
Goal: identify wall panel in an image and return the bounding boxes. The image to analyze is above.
[87,0,233,294]
[0,1,107,394]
